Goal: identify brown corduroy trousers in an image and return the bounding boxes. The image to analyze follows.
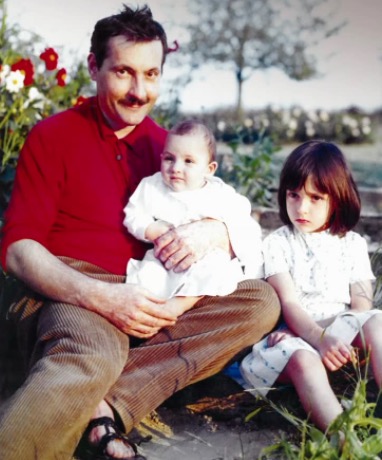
[0,258,280,459]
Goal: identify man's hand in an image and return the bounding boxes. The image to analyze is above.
[92,282,177,338]
[153,219,230,273]
[6,240,177,339]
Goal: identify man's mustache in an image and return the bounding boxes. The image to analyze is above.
[123,95,148,106]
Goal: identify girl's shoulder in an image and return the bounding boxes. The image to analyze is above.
[341,230,369,251]
[264,225,293,243]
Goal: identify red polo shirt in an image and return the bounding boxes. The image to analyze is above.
[1,97,167,275]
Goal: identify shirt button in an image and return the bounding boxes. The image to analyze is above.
[116,154,122,160]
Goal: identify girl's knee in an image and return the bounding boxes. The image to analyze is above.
[286,349,322,376]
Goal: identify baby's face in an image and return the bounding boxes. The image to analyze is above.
[160,133,216,192]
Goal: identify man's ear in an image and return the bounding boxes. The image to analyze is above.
[87,53,98,81]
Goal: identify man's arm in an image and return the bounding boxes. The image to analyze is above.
[6,239,178,337]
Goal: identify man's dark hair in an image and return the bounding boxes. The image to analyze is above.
[90,4,168,68]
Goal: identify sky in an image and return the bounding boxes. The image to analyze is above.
[6,0,382,113]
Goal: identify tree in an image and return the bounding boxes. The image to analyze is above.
[183,0,344,121]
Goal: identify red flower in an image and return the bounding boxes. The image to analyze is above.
[11,58,34,86]
[73,95,87,107]
[56,68,67,87]
[40,47,59,71]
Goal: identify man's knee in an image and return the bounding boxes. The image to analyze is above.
[238,279,281,326]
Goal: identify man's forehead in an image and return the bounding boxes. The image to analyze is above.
[107,36,163,57]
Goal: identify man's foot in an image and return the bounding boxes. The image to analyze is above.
[76,416,143,460]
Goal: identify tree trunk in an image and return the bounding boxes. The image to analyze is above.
[235,68,244,124]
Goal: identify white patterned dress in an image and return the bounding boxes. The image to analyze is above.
[240,225,378,396]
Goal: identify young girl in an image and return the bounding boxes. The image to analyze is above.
[123,119,263,316]
[240,140,382,433]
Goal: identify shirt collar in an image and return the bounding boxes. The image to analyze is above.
[92,97,152,155]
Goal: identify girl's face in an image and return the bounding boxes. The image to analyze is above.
[286,175,331,233]
[161,133,217,192]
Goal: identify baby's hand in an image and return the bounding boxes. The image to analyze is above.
[318,333,354,371]
[267,328,296,347]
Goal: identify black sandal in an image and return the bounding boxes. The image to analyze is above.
[75,416,145,460]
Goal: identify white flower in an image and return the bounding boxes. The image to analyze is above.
[28,87,43,101]
[362,116,371,126]
[319,110,330,122]
[244,118,253,128]
[292,107,302,118]
[281,110,291,125]
[286,129,295,138]
[307,110,318,122]
[5,70,25,93]
[351,128,360,137]
[362,125,371,135]
[342,115,358,128]
[0,64,10,85]
[288,118,298,130]
[217,120,226,131]
[23,87,45,110]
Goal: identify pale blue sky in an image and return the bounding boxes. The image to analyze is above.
[6,0,382,112]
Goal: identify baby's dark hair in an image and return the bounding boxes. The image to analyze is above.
[169,119,217,163]
[90,4,168,69]
[278,140,361,236]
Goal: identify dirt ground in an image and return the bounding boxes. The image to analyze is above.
[130,367,378,460]
[130,373,300,460]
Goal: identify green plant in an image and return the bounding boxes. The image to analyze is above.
[216,130,278,207]
[0,0,92,219]
[250,356,382,460]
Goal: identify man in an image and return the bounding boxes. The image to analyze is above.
[0,5,280,460]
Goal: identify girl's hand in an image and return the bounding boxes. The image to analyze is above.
[318,333,354,371]
[267,328,296,347]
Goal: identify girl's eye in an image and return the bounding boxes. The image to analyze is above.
[312,195,323,201]
[185,159,194,164]
[287,191,298,198]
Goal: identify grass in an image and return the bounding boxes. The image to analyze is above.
[247,357,382,460]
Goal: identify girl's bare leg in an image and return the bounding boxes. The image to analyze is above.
[353,314,382,388]
[363,315,382,389]
[282,350,343,431]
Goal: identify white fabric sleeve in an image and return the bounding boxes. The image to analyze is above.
[263,230,290,278]
[123,178,156,242]
[349,233,375,283]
